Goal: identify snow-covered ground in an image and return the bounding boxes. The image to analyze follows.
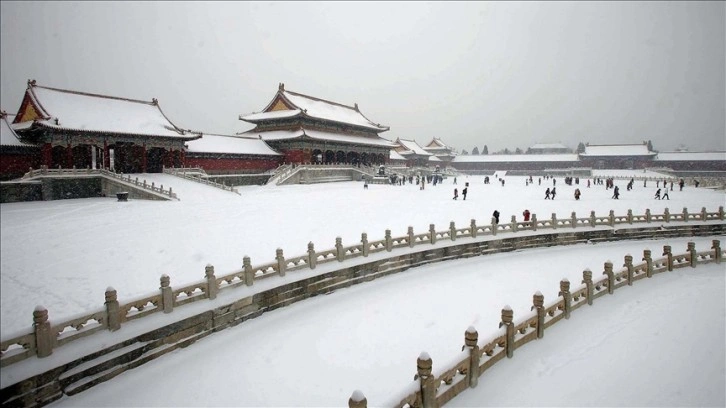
[1,172,724,406]
[42,238,724,407]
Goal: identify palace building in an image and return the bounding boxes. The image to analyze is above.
[1,111,39,180]
[11,80,201,174]
[238,83,395,166]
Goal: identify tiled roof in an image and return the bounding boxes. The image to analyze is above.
[453,154,580,162]
[396,139,432,156]
[580,144,655,157]
[1,112,33,147]
[655,151,726,161]
[241,127,396,148]
[16,81,199,140]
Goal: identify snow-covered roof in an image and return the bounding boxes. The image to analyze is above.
[529,143,569,150]
[16,82,198,140]
[185,133,281,156]
[239,110,301,121]
[1,112,33,147]
[453,154,580,163]
[242,128,396,148]
[389,149,407,161]
[580,144,655,157]
[425,138,451,150]
[240,84,389,132]
[396,139,432,156]
[655,151,726,161]
[428,156,442,162]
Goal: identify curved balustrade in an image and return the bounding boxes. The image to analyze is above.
[1,207,724,371]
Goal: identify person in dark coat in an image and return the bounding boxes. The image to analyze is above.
[612,185,620,199]
[522,209,531,221]
[545,188,551,199]
[551,187,556,199]
[453,188,458,200]
[574,188,581,200]
[462,187,468,200]
[654,188,661,200]
[492,210,500,224]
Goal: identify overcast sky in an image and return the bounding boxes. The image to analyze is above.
[1,1,724,152]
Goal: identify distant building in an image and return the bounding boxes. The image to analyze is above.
[452,153,580,174]
[423,138,457,166]
[238,83,395,166]
[392,138,432,167]
[527,143,571,154]
[11,80,200,173]
[578,143,656,169]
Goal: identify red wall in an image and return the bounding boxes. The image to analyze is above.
[184,156,281,173]
[0,150,40,180]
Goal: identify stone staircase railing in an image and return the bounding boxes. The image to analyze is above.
[1,205,723,370]
[163,166,240,195]
[272,163,378,185]
[20,166,178,200]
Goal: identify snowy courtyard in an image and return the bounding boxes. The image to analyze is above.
[1,173,724,407]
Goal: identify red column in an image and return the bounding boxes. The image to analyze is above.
[103,140,110,169]
[180,149,186,167]
[66,143,73,168]
[142,144,147,173]
[43,143,52,168]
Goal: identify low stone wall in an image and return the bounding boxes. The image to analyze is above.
[0,181,43,203]
[205,174,271,186]
[1,223,723,408]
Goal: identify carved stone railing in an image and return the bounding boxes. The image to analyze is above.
[1,206,723,370]
[163,166,240,195]
[20,166,178,200]
[352,241,724,408]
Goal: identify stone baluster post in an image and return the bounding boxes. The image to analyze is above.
[105,287,121,331]
[627,209,633,224]
[551,213,557,230]
[33,306,53,358]
[463,326,480,388]
[336,237,345,262]
[509,216,517,233]
[361,233,369,257]
[643,249,653,277]
[571,212,577,228]
[590,211,596,227]
[276,248,286,277]
[603,261,615,294]
[205,264,218,300]
[491,217,497,236]
[719,206,724,220]
[428,224,436,244]
[609,210,615,227]
[385,229,393,252]
[499,305,515,358]
[531,214,537,231]
[664,207,670,223]
[687,242,696,268]
[243,256,254,286]
[348,390,367,408]
[712,240,722,264]
[307,242,317,269]
[701,207,708,221]
[623,254,634,285]
[645,208,651,223]
[408,226,415,247]
[531,292,545,338]
[160,274,173,313]
[663,245,673,271]
[682,207,689,222]
[470,219,477,238]
[416,352,436,408]
[559,279,572,319]
[168,187,173,198]
[450,221,457,241]
[582,269,594,305]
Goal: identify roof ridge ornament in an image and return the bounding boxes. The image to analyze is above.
[278,83,285,91]
[152,98,158,106]
[28,79,37,87]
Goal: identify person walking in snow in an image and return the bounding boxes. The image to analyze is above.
[654,188,661,200]
[492,210,500,224]
[612,185,620,199]
[662,189,669,200]
[523,209,531,222]
[544,188,551,200]
[462,187,468,200]
[574,188,581,200]
[453,188,458,200]
[551,187,557,200]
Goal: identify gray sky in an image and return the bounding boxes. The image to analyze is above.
[1,1,724,152]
